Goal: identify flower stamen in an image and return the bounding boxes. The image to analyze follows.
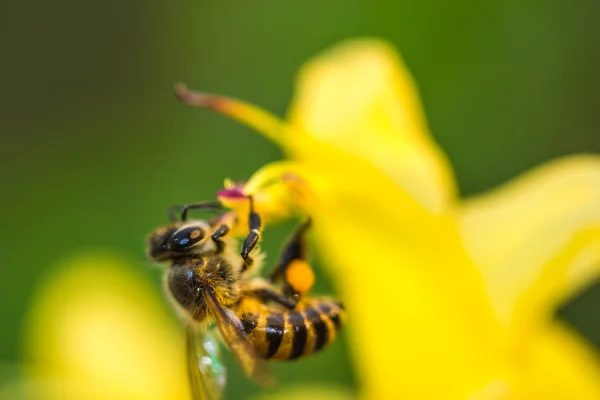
[243,161,306,196]
[174,83,286,146]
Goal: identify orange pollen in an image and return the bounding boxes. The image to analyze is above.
[285,259,315,295]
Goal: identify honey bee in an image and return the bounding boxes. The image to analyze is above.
[148,198,345,399]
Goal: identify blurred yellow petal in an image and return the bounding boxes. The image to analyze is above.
[459,155,600,329]
[515,322,600,399]
[288,39,456,213]
[22,252,189,400]
[310,187,498,399]
[252,384,354,400]
[509,225,600,357]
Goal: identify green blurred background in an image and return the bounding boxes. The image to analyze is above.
[2,0,600,397]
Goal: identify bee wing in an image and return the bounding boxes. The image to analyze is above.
[186,324,226,400]
[203,285,275,387]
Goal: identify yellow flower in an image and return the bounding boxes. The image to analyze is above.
[16,253,189,400]
[179,39,600,399]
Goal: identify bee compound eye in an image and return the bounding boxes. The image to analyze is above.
[170,226,205,250]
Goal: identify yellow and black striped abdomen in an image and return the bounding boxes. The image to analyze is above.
[238,298,345,361]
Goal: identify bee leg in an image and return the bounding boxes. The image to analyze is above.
[168,201,224,222]
[241,196,261,271]
[270,219,314,298]
[249,288,297,310]
[211,224,229,253]
[207,210,239,254]
[270,218,311,281]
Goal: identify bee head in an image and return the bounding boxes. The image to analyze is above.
[148,221,212,262]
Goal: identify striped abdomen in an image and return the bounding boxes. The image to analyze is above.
[238,298,345,361]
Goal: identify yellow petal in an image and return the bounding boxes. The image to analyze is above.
[459,155,600,330]
[514,322,600,399]
[313,199,498,399]
[22,252,189,400]
[252,385,354,400]
[287,38,456,213]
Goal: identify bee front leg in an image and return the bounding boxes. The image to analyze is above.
[209,211,238,254]
[240,196,261,271]
[209,224,228,253]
